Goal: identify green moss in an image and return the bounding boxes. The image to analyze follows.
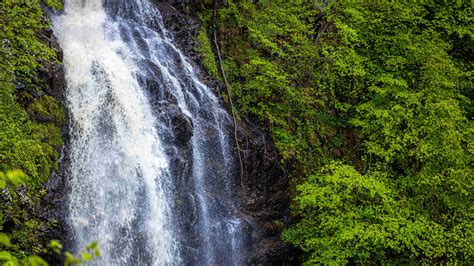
[0,0,64,258]
[1,91,64,188]
[197,13,220,79]
[28,95,65,123]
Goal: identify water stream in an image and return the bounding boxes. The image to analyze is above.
[54,0,244,264]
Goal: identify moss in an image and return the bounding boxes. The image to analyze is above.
[0,0,64,258]
[1,91,64,188]
[197,14,220,79]
[27,95,65,123]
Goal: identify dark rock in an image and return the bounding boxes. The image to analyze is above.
[236,119,295,264]
[38,1,293,264]
[153,1,201,61]
[38,26,66,102]
[154,1,294,264]
[153,0,225,95]
[35,13,72,263]
[159,103,194,147]
[15,83,26,90]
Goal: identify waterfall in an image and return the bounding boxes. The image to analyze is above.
[54,0,245,265]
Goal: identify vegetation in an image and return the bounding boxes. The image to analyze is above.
[1,0,472,264]
[200,0,473,264]
[197,13,221,80]
[1,0,64,184]
[1,0,65,261]
[1,171,100,265]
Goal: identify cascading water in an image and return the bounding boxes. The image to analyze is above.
[54,0,246,265]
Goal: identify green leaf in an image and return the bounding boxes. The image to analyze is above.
[5,170,26,186]
[81,252,93,262]
[63,252,76,266]
[93,247,101,257]
[28,255,48,266]
[3,260,20,266]
[48,240,63,254]
[0,251,12,260]
[86,241,97,250]
[0,233,11,246]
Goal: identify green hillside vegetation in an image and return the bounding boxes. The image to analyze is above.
[0,171,100,265]
[1,0,473,264]
[199,0,473,264]
[0,0,65,259]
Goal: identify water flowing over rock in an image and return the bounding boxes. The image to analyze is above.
[49,0,291,264]
[53,0,246,264]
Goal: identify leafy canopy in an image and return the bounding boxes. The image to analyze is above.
[205,0,473,263]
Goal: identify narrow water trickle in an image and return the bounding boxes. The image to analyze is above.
[54,0,245,265]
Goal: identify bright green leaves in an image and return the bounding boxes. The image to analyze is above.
[197,27,220,79]
[0,0,61,84]
[207,0,473,264]
[62,241,100,266]
[86,242,100,258]
[28,256,48,266]
[206,0,335,167]
[63,252,78,266]
[0,239,100,266]
[0,0,64,186]
[295,163,393,211]
[283,163,472,264]
[80,252,92,262]
[41,0,62,10]
[340,3,473,230]
[278,1,474,263]
[0,234,11,247]
[63,241,100,265]
[3,170,27,187]
[0,251,19,266]
[0,170,27,191]
[197,11,220,79]
[283,163,397,264]
[48,240,63,255]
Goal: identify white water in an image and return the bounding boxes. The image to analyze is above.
[54,0,245,264]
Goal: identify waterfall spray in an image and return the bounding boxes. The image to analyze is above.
[54,0,245,264]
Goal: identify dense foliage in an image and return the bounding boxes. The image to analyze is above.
[1,171,100,265]
[199,0,473,263]
[1,0,472,264]
[1,0,64,260]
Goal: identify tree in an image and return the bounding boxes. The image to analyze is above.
[203,0,473,263]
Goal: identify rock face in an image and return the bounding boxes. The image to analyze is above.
[41,1,292,264]
[155,1,293,264]
[36,15,73,263]
[236,122,293,264]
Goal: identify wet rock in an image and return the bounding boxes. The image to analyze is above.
[152,100,196,254]
[36,15,72,262]
[38,26,66,102]
[154,1,294,264]
[162,103,194,147]
[153,0,225,95]
[236,120,295,264]
[38,0,293,264]
[154,1,201,61]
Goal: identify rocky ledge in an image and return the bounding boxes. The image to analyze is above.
[41,1,293,264]
[154,0,294,264]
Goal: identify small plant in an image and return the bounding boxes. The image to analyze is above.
[1,170,100,266]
